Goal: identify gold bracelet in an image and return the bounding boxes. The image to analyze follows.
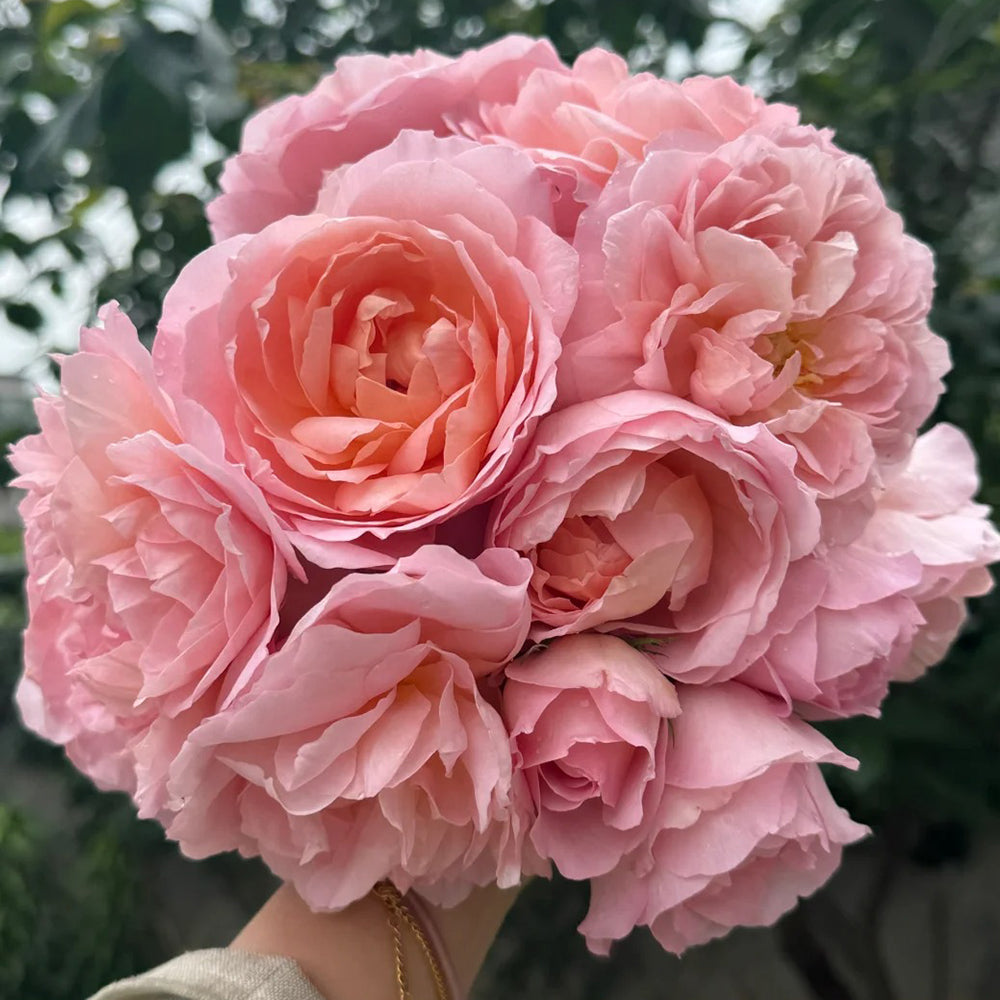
[373,881,451,1000]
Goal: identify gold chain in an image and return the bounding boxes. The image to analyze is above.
[373,881,451,1000]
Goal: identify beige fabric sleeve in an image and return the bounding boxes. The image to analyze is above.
[89,949,327,1000]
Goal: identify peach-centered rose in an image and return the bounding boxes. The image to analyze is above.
[207,35,566,241]
[488,391,820,682]
[165,547,541,910]
[11,305,298,814]
[503,634,679,880]
[561,124,950,502]
[580,683,867,955]
[155,133,577,565]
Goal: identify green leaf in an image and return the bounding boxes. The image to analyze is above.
[98,52,192,198]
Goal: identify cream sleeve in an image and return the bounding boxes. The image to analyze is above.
[89,949,327,1000]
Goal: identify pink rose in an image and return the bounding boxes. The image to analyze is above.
[165,547,540,909]
[207,35,566,240]
[560,124,950,502]
[480,48,797,232]
[503,634,679,880]
[488,391,820,682]
[580,683,867,954]
[11,304,297,812]
[861,423,1000,679]
[739,545,924,718]
[156,132,577,565]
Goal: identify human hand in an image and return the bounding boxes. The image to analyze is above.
[231,880,521,1000]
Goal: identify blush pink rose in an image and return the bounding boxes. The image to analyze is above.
[163,546,541,910]
[207,35,566,240]
[861,423,1000,680]
[739,545,924,718]
[503,634,679,880]
[657,424,998,720]
[11,304,298,814]
[488,391,820,682]
[156,132,577,566]
[560,124,950,503]
[479,48,797,233]
[580,682,868,955]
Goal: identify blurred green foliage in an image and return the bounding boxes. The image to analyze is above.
[2,1,1000,999]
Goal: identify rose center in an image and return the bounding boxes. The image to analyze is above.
[763,322,822,390]
[539,760,598,802]
[374,316,428,393]
[345,290,429,396]
[535,516,632,607]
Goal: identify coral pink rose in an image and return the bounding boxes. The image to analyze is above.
[861,423,1000,679]
[739,545,924,718]
[480,48,797,233]
[164,547,540,910]
[560,125,950,502]
[489,391,820,681]
[156,132,577,566]
[580,683,867,954]
[503,634,679,880]
[208,35,566,240]
[11,304,297,813]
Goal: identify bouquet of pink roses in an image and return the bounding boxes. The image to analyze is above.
[12,35,1000,956]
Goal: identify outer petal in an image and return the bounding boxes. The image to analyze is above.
[208,36,566,240]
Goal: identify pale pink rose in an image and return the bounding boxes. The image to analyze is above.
[11,304,298,813]
[480,48,797,232]
[503,634,679,880]
[861,423,1000,680]
[156,132,577,566]
[655,429,996,719]
[580,683,867,955]
[207,35,566,240]
[560,125,950,503]
[164,546,542,910]
[739,545,924,718]
[488,391,820,682]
